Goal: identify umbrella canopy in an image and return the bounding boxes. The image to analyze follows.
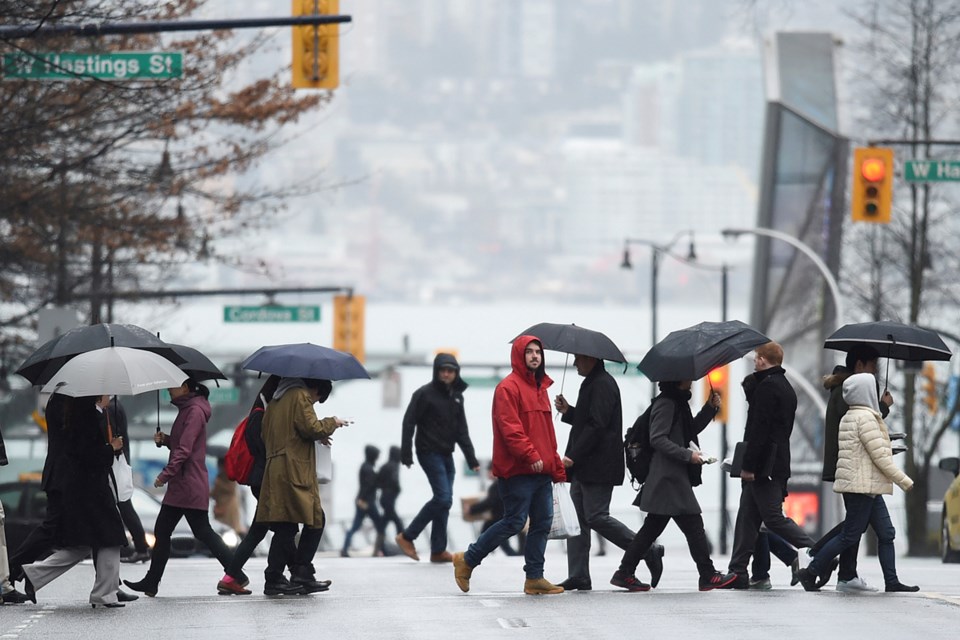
[16,323,184,385]
[637,320,770,382]
[823,321,952,361]
[241,343,370,381]
[40,347,189,397]
[169,343,228,382]
[511,323,626,363]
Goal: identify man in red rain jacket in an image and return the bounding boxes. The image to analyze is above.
[452,336,567,596]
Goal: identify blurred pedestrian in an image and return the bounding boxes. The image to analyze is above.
[211,457,244,534]
[342,445,385,556]
[397,353,480,564]
[798,373,917,593]
[124,379,235,597]
[452,336,566,596]
[749,530,799,590]
[555,353,663,591]
[255,377,348,596]
[611,381,735,592]
[377,445,405,538]
[22,395,127,608]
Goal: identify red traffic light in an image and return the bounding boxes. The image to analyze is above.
[707,368,727,387]
[860,157,886,182]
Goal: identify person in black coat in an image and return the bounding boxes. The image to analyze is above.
[342,445,385,556]
[377,446,404,537]
[554,354,663,591]
[396,353,480,563]
[109,398,150,564]
[726,342,816,588]
[22,394,128,608]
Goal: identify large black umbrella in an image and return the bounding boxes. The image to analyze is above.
[511,322,626,363]
[823,321,952,361]
[241,343,370,380]
[637,320,770,382]
[169,343,228,383]
[15,323,184,385]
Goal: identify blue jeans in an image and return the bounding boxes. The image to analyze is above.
[403,452,455,554]
[465,474,553,579]
[751,531,798,581]
[809,493,898,585]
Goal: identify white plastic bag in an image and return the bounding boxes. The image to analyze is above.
[547,482,581,540]
[315,442,333,484]
[109,455,134,503]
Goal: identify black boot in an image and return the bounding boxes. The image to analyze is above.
[263,576,305,596]
[289,565,331,594]
[643,544,665,589]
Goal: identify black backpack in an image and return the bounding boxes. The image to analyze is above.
[624,399,656,488]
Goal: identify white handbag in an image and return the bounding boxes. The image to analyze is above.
[109,454,135,503]
[547,482,581,540]
[315,442,333,484]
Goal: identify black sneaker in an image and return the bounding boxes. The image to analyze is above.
[644,544,665,589]
[814,558,839,589]
[797,568,820,592]
[264,578,305,596]
[699,571,738,591]
[724,574,750,590]
[885,581,920,593]
[610,570,651,592]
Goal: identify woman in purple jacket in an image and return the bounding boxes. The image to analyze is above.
[124,379,234,597]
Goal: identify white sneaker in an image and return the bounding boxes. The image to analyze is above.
[837,577,879,592]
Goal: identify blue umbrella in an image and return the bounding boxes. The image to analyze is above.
[241,343,370,380]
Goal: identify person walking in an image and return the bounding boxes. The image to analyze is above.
[109,397,152,565]
[124,379,235,597]
[452,336,566,596]
[812,345,894,591]
[726,342,816,589]
[22,395,127,608]
[254,377,348,596]
[396,353,480,563]
[554,353,663,591]
[611,380,735,592]
[798,373,918,593]
[377,445,405,539]
[341,445,385,557]
[216,376,286,595]
[1,420,28,605]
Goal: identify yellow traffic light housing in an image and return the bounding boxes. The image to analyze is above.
[921,362,938,415]
[333,294,365,363]
[851,147,894,223]
[292,0,339,89]
[704,366,729,423]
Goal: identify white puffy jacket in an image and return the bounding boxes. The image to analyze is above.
[833,373,913,495]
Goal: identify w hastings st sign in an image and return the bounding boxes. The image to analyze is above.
[904,159,960,183]
[1,51,183,80]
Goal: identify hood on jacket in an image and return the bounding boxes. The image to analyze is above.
[273,377,307,401]
[364,444,381,464]
[171,392,212,422]
[842,373,880,412]
[511,335,546,386]
[823,365,851,391]
[388,445,401,462]
[432,353,468,392]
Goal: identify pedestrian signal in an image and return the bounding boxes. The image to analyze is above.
[851,147,894,223]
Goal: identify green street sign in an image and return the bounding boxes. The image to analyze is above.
[207,387,240,405]
[904,159,960,182]
[1,52,183,81]
[223,305,321,323]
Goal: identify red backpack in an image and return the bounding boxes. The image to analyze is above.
[224,408,262,485]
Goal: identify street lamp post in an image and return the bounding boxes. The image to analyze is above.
[622,230,697,397]
[721,227,844,328]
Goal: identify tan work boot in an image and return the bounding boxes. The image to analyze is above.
[453,552,473,593]
[430,551,453,563]
[395,533,420,561]
[523,578,564,595]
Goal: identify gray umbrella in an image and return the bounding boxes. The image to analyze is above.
[637,320,770,382]
[511,323,626,363]
[823,321,952,361]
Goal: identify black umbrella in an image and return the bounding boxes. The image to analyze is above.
[823,321,952,362]
[168,344,228,383]
[511,323,626,363]
[241,343,370,380]
[637,320,770,382]
[15,323,185,385]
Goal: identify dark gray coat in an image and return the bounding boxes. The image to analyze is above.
[638,395,716,516]
[561,365,625,485]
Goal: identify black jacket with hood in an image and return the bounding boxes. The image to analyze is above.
[401,353,479,469]
[357,445,380,505]
[377,445,402,500]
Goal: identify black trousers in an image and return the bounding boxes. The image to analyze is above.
[265,521,324,583]
[729,478,816,577]
[118,499,148,553]
[620,512,716,579]
[9,490,63,580]
[143,505,233,587]
[379,494,404,536]
[811,521,860,582]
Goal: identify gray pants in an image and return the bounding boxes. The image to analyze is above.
[0,500,13,594]
[23,546,121,605]
[566,481,635,581]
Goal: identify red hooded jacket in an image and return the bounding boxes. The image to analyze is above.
[491,335,566,482]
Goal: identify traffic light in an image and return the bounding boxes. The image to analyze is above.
[921,362,938,415]
[704,366,729,423]
[332,294,365,363]
[851,147,894,223]
[292,0,339,89]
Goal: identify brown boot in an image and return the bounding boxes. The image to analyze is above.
[395,533,420,561]
[523,578,564,595]
[430,551,453,563]
[453,552,473,593]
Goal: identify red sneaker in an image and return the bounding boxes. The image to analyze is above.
[217,579,252,595]
[610,571,651,592]
[699,571,738,591]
